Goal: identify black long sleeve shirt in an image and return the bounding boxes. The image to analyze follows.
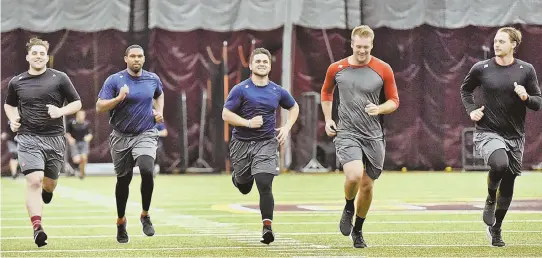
[460,58,542,139]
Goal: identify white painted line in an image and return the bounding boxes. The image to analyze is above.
[3,230,541,240]
[3,244,542,254]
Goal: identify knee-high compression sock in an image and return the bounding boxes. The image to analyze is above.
[255,173,275,222]
[494,172,516,229]
[116,172,133,220]
[137,156,155,212]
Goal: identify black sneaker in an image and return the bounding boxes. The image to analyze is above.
[33,226,48,247]
[351,229,367,248]
[231,173,238,188]
[41,190,53,204]
[486,226,505,247]
[483,197,497,226]
[260,225,275,245]
[140,216,155,236]
[339,208,354,236]
[116,221,129,243]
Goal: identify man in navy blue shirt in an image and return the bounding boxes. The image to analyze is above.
[96,45,164,244]
[223,48,299,245]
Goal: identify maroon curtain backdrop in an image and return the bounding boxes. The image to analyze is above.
[2,25,541,173]
[291,24,542,170]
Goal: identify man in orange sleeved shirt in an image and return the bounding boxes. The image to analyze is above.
[320,25,399,248]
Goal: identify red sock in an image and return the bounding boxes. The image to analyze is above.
[31,216,41,230]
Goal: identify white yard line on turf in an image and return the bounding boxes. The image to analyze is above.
[40,185,331,250]
[2,230,541,240]
[3,220,542,229]
[2,243,542,254]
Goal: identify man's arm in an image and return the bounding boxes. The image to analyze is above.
[377,64,400,114]
[158,128,168,137]
[282,103,299,130]
[96,97,123,113]
[222,108,251,127]
[153,93,164,114]
[60,100,82,116]
[460,62,482,114]
[4,104,19,123]
[524,66,542,111]
[321,64,338,122]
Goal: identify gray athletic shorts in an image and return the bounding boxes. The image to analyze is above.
[70,141,89,157]
[15,134,66,179]
[473,131,525,175]
[7,140,17,157]
[334,135,385,180]
[229,137,279,184]
[109,129,159,177]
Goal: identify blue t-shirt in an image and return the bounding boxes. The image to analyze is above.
[98,70,163,134]
[224,79,296,141]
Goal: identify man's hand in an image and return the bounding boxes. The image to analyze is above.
[247,115,263,129]
[9,117,21,132]
[83,134,93,142]
[275,127,290,145]
[67,137,76,145]
[46,105,64,119]
[364,103,380,116]
[117,84,129,101]
[152,109,163,123]
[325,120,337,137]
[469,106,485,122]
[514,82,528,101]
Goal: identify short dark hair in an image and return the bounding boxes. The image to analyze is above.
[125,44,144,56]
[249,48,272,63]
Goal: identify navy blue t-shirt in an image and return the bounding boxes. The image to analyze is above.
[224,79,296,141]
[98,70,163,134]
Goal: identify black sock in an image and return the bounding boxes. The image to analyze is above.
[41,189,53,204]
[353,216,365,232]
[345,198,355,212]
[116,172,133,218]
[255,173,274,221]
[494,209,507,229]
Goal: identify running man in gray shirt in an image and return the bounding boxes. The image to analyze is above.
[321,25,399,248]
[4,37,82,247]
[460,27,541,247]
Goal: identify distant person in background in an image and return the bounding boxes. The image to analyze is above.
[460,27,541,247]
[321,25,399,248]
[2,121,20,179]
[154,122,168,176]
[66,110,93,179]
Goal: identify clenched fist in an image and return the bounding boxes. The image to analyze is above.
[118,84,129,101]
[247,116,263,129]
[514,82,528,101]
[470,106,485,122]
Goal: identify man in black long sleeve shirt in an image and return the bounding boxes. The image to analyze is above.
[460,27,542,247]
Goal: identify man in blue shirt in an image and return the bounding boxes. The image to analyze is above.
[223,48,299,245]
[96,45,164,244]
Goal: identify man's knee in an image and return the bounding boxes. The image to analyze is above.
[488,149,508,173]
[136,155,155,177]
[238,181,253,195]
[255,173,274,194]
[25,171,43,190]
[343,161,363,183]
[42,177,57,192]
[72,155,81,164]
